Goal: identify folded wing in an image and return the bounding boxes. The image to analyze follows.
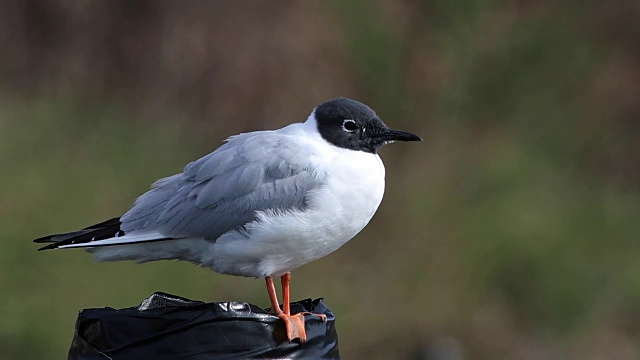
[35,131,325,249]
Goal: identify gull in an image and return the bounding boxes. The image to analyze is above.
[34,97,421,342]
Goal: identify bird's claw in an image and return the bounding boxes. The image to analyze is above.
[273,311,327,343]
[299,311,327,322]
[277,312,307,343]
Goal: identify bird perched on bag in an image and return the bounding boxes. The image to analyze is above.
[34,97,421,342]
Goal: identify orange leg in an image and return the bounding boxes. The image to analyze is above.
[265,274,307,342]
[281,273,291,315]
[265,277,283,315]
[281,273,328,323]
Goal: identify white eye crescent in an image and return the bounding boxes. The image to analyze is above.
[342,119,357,132]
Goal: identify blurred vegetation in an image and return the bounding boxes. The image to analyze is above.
[1,1,639,359]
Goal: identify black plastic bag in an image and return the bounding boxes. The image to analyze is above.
[68,292,340,359]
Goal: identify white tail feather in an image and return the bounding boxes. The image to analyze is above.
[58,232,170,249]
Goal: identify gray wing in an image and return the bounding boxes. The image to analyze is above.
[120,131,325,240]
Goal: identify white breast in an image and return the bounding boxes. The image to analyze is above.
[206,143,386,278]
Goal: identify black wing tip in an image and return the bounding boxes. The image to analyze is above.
[82,217,121,230]
[33,237,52,244]
[37,243,59,251]
[33,216,122,250]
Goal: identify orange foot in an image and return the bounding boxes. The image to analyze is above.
[277,312,308,343]
[278,312,328,342]
[265,274,329,343]
[298,311,328,323]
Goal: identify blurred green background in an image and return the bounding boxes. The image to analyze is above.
[1,1,639,359]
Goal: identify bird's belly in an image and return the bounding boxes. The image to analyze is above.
[207,154,385,278]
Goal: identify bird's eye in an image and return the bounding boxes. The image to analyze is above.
[342,119,357,132]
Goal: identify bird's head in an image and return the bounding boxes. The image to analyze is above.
[313,97,422,153]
